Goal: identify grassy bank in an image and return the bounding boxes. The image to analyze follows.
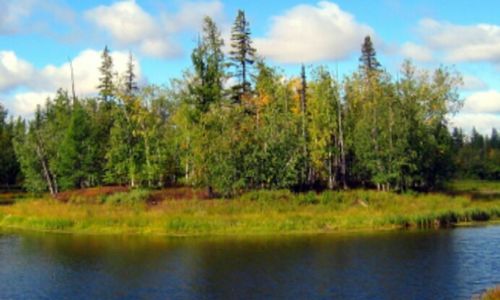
[0,186,499,236]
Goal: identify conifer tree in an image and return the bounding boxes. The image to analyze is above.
[190,16,225,113]
[359,35,381,75]
[0,104,19,188]
[229,10,256,102]
[98,46,115,102]
[491,128,500,149]
[125,52,138,96]
[299,64,310,187]
[57,101,93,189]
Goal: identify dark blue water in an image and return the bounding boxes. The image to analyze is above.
[0,226,499,299]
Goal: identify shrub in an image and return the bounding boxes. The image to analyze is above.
[319,191,344,205]
[239,190,293,203]
[104,189,151,205]
[296,191,319,205]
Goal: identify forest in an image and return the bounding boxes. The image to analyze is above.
[0,11,499,196]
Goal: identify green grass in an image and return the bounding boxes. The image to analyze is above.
[0,186,499,236]
[445,179,500,193]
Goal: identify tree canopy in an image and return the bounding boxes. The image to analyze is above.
[2,10,493,196]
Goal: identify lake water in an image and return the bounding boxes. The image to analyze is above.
[0,226,499,299]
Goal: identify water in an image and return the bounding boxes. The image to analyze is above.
[0,226,499,300]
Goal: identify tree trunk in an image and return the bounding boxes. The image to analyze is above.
[300,65,309,187]
[337,97,347,189]
[34,138,56,195]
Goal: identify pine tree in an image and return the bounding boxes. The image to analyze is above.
[57,101,93,190]
[0,104,20,188]
[190,16,225,113]
[299,64,310,187]
[359,36,381,75]
[491,128,499,149]
[98,46,115,102]
[229,10,256,102]
[125,52,138,96]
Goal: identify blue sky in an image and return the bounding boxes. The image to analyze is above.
[1,0,499,134]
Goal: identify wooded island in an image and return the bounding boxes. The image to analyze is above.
[0,10,498,202]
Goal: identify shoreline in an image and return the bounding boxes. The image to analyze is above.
[1,189,499,237]
[1,219,499,238]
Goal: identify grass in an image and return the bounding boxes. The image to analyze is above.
[0,191,27,205]
[445,179,500,193]
[0,184,499,236]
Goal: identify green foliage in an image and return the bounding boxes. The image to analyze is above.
[453,128,500,180]
[4,12,483,197]
[104,189,151,206]
[189,16,225,113]
[359,35,381,74]
[296,191,319,205]
[0,104,20,187]
[239,189,293,203]
[1,187,498,235]
[318,191,345,206]
[57,101,94,190]
[229,9,256,100]
[98,45,115,102]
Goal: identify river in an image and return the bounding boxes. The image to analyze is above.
[0,226,499,299]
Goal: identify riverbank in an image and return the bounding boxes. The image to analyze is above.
[1,187,499,236]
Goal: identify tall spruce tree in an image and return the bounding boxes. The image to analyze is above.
[125,52,138,96]
[491,128,500,149]
[0,104,20,188]
[190,16,225,113]
[299,64,310,187]
[57,101,93,189]
[229,10,256,102]
[98,46,115,102]
[359,36,381,75]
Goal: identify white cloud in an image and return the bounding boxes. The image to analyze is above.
[0,0,76,36]
[85,0,224,58]
[162,0,224,33]
[418,19,500,64]
[139,37,180,58]
[0,51,35,91]
[85,0,156,45]
[0,0,34,34]
[450,113,500,136]
[400,42,433,62]
[12,92,55,116]
[2,49,142,116]
[85,0,174,58]
[450,89,500,136]
[462,90,500,114]
[461,75,488,91]
[39,49,141,95]
[254,1,374,63]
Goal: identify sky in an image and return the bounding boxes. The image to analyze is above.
[0,0,499,135]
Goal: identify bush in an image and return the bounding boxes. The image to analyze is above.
[104,189,151,205]
[239,190,293,203]
[296,191,319,205]
[319,191,344,205]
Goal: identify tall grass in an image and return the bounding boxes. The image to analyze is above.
[0,189,499,236]
[445,180,500,193]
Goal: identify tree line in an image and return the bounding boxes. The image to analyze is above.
[0,10,496,196]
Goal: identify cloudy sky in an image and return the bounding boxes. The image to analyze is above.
[1,0,499,135]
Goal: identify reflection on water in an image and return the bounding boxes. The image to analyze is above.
[0,226,499,299]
